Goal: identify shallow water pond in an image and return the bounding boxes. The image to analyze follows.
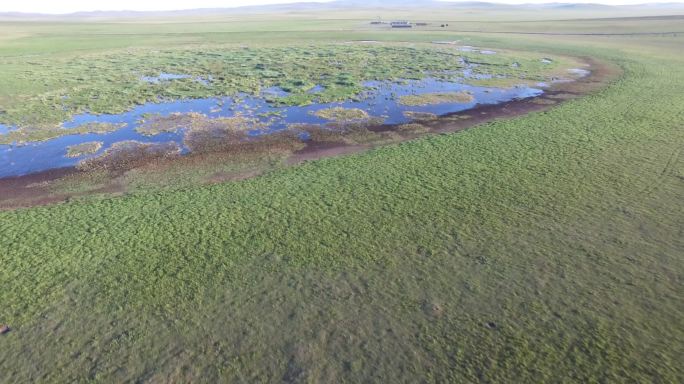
[0,77,543,178]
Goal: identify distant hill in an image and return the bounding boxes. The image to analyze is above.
[530,2,614,9]
[1,1,684,20]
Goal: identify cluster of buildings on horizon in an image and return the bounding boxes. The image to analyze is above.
[370,20,449,28]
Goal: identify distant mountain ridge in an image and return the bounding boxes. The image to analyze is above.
[1,1,684,19]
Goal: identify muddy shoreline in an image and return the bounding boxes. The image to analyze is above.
[0,56,620,209]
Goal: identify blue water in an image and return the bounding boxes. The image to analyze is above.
[0,77,542,178]
[307,85,325,94]
[0,124,15,135]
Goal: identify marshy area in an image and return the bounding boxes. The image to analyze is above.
[0,43,600,208]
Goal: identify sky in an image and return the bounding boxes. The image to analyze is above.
[0,0,669,14]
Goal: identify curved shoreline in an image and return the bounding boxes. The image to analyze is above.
[287,57,616,161]
[0,56,621,209]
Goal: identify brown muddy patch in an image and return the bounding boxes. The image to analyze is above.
[290,118,389,146]
[422,301,445,318]
[403,111,439,122]
[77,141,182,172]
[0,56,620,209]
[187,128,304,155]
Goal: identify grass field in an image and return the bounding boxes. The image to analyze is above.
[1,7,683,383]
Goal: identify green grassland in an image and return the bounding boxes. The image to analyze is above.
[1,8,683,383]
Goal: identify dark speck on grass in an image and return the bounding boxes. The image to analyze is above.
[423,301,444,318]
[0,325,10,335]
[486,322,497,329]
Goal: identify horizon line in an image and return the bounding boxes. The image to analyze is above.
[2,1,683,16]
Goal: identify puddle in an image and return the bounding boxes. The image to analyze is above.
[0,75,543,178]
[0,124,17,135]
[307,85,325,94]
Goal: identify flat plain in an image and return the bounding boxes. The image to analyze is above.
[0,5,683,383]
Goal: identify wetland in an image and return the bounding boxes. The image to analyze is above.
[0,51,609,209]
[0,44,592,186]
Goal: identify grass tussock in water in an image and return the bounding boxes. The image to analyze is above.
[135,112,205,136]
[0,122,125,145]
[65,141,103,158]
[398,91,474,106]
[136,112,265,137]
[312,107,370,121]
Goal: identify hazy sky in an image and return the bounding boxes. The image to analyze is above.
[1,0,667,14]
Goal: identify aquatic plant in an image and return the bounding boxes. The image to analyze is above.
[136,112,206,136]
[312,107,370,121]
[0,122,125,144]
[398,92,474,106]
[65,141,103,158]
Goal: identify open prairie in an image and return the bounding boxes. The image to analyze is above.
[0,4,683,383]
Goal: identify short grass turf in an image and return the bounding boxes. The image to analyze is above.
[1,14,684,383]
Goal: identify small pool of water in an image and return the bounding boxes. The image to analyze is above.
[307,85,325,94]
[0,76,543,178]
[0,124,17,135]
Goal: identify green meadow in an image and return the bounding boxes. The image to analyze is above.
[1,8,683,383]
